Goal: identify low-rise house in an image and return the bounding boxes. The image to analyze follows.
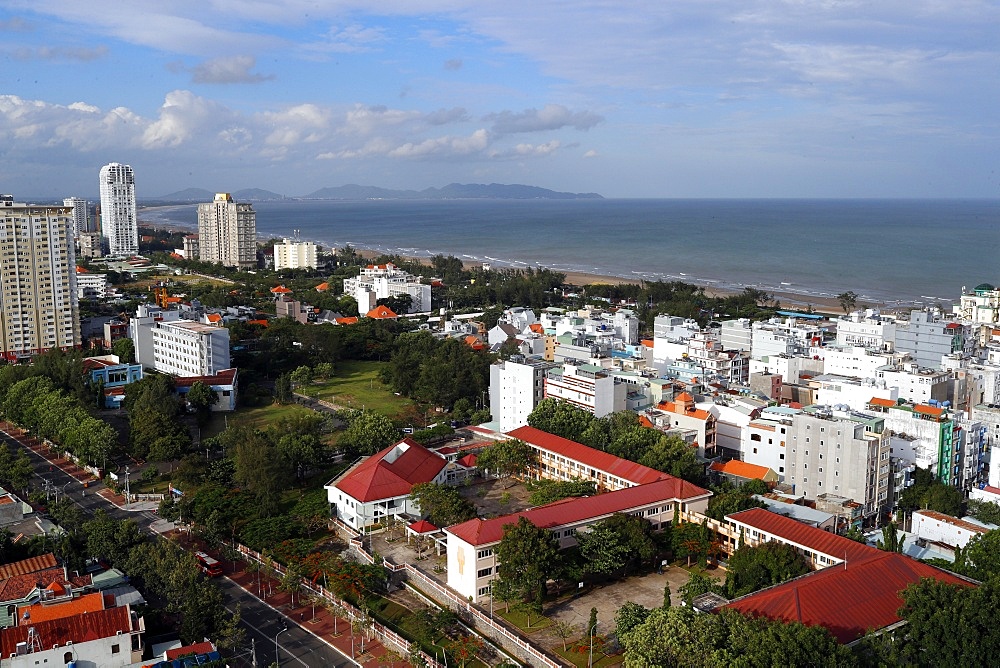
[325,439,448,530]
[910,509,994,550]
[709,460,779,486]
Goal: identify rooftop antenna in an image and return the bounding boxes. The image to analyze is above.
[26,627,42,653]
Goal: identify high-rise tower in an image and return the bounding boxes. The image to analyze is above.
[62,197,89,237]
[98,163,138,256]
[0,196,81,359]
[197,193,257,269]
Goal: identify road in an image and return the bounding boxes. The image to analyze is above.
[0,428,352,668]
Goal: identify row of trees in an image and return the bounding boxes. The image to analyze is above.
[381,331,492,409]
[527,399,705,483]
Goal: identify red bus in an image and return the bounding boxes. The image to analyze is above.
[195,551,223,577]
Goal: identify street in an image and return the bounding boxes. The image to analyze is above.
[0,428,353,668]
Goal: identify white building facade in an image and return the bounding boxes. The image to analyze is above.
[98,163,138,256]
[544,361,625,417]
[198,193,257,269]
[343,263,431,314]
[274,238,318,270]
[489,356,555,432]
[62,197,89,237]
[130,308,230,377]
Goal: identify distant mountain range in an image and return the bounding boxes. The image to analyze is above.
[149,183,602,203]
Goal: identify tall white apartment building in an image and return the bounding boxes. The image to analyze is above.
[822,345,909,379]
[198,193,257,269]
[130,306,230,377]
[787,406,891,522]
[751,317,825,360]
[544,361,625,417]
[273,238,317,270]
[720,318,753,352]
[0,196,81,359]
[953,283,1000,326]
[343,263,431,314]
[489,355,557,432]
[98,163,138,256]
[893,309,972,370]
[835,310,897,351]
[62,197,89,237]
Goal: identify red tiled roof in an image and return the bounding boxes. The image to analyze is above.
[0,554,58,579]
[335,439,447,503]
[76,265,88,273]
[335,316,359,325]
[0,566,73,601]
[868,397,896,408]
[464,335,485,350]
[167,641,216,660]
[408,520,438,534]
[457,453,478,467]
[206,313,222,323]
[315,282,330,292]
[529,323,544,334]
[709,460,775,481]
[728,508,875,564]
[447,476,711,546]
[366,305,398,319]
[270,285,292,294]
[638,415,655,428]
[247,319,270,327]
[172,368,237,388]
[0,606,133,656]
[725,551,973,643]
[507,426,669,487]
[641,339,654,348]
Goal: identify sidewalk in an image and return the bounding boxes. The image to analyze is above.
[96,488,160,512]
[170,532,411,668]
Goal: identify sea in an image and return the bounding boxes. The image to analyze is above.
[139,198,1000,308]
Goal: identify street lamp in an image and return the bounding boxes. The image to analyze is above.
[274,624,289,667]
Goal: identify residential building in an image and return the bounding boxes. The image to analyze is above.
[808,374,897,411]
[910,509,993,550]
[867,398,956,488]
[130,307,230,377]
[174,368,239,412]
[499,307,537,332]
[874,363,951,405]
[274,238,318,270]
[822,345,909,379]
[445,476,711,602]
[835,310,897,351]
[98,163,138,256]
[489,355,556,432]
[749,354,824,385]
[1,603,144,668]
[75,270,109,300]
[0,555,92,628]
[181,234,199,260]
[77,231,103,259]
[507,425,672,492]
[786,406,891,521]
[0,196,81,360]
[643,392,718,458]
[720,318,753,352]
[84,355,143,408]
[708,460,779,486]
[745,406,798,478]
[953,283,1000,326]
[62,197,88,237]
[723,508,973,644]
[325,439,448,530]
[543,361,626,417]
[343,263,431,314]
[751,317,825,360]
[197,193,257,269]
[102,319,128,349]
[893,309,972,370]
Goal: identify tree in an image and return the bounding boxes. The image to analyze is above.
[314,362,334,380]
[475,438,535,487]
[578,513,657,577]
[876,521,904,552]
[672,521,713,567]
[843,525,867,543]
[279,563,304,607]
[724,540,810,598]
[6,449,33,494]
[185,381,219,427]
[954,528,1000,580]
[677,571,725,608]
[614,602,650,639]
[706,482,766,521]
[228,426,284,517]
[967,499,1000,526]
[551,620,581,652]
[274,373,293,403]
[587,606,598,638]
[408,483,477,528]
[526,478,596,506]
[339,410,400,456]
[637,434,705,484]
[290,365,313,386]
[527,398,595,443]
[111,337,136,364]
[837,291,859,314]
[495,517,560,605]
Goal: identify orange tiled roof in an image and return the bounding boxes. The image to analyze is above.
[76,265,88,273]
[915,404,945,418]
[206,313,222,323]
[247,319,269,327]
[366,305,398,319]
[19,592,106,624]
[868,397,896,408]
[315,282,330,292]
[709,460,774,481]
[335,316,359,325]
[270,285,292,294]
[529,323,544,334]
[464,335,485,350]
[641,339,654,348]
[164,296,182,304]
[0,554,58,579]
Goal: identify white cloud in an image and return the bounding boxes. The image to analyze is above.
[490,140,561,158]
[487,104,603,135]
[191,55,274,84]
[11,45,107,61]
[388,129,489,158]
[583,149,598,158]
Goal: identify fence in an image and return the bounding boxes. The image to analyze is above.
[235,543,442,668]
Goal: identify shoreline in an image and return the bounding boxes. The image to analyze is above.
[137,205,913,316]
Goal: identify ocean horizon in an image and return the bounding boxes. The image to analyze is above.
[138,198,1000,308]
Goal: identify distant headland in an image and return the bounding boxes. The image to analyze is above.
[148,183,603,203]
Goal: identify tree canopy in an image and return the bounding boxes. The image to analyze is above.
[475,439,536,485]
[724,540,810,599]
[495,517,560,604]
[409,483,477,528]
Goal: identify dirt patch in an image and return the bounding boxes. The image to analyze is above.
[457,477,534,518]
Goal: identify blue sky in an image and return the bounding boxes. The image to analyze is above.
[1,1,998,198]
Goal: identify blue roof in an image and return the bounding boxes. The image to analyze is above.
[776,310,824,320]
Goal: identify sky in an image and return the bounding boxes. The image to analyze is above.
[1,1,998,199]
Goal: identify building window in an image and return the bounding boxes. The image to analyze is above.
[478,567,493,578]
[478,586,491,597]
[477,549,493,559]
[112,644,121,654]
[751,434,761,442]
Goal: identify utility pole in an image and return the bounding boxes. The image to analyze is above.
[124,466,131,509]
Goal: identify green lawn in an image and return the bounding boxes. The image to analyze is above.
[496,608,553,633]
[300,360,417,420]
[556,643,620,668]
[232,401,323,431]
